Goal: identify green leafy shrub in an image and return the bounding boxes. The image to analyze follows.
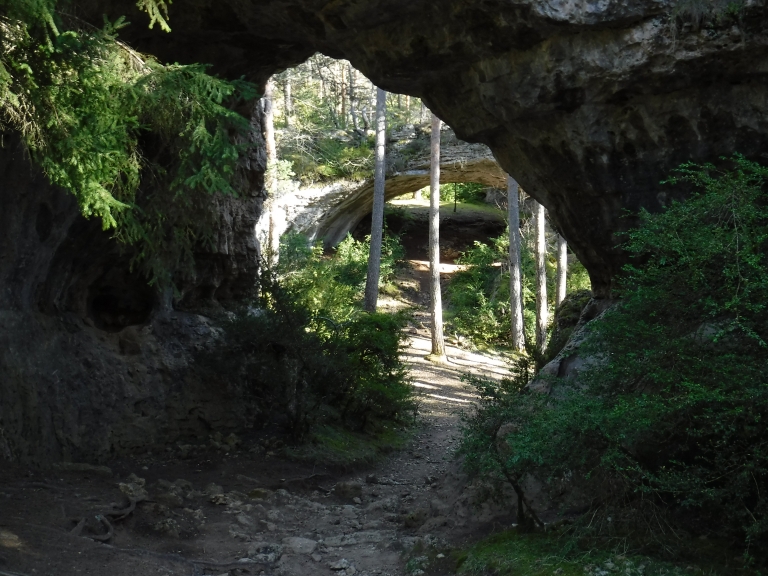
[199,231,413,439]
[282,133,374,183]
[459,156,768,559]
[278,231,405,321]
[201,283,413,439]
[439,182,488,204]
[447,229,565,347]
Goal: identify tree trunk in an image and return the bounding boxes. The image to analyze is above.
[283,70,293,128]
[534,200,548,353]
[556,234,568,307]
[340,63,347,128]
[428,113,446,360]
[413,188,422,201]
[262,79,279,264]
[507,175,525,351]
[348,63,360,132]
[263,79,277,166]
[363,87,388,312]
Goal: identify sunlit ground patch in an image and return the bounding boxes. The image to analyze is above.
[0,529,22,549]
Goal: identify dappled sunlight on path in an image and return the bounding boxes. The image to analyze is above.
[402,320,510,418]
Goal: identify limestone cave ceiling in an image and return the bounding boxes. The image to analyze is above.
[79,0,768,296]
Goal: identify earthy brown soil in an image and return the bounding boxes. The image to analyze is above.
[0,263,514,576]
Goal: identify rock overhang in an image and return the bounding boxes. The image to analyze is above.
[77,0,768,296]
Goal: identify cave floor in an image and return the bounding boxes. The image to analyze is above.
[0,266,516,576]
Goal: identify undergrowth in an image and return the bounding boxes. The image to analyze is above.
[446,227,590,348]
[456,530,724,576]
[198,231,415,442]
[458,155,768,564]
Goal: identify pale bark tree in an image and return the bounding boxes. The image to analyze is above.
[262,79,279,264]
[428,113,446,360]
[348,63,360,132]
[534,200,548,352]
[340,63,347,127]
[556,234,568,307]
[507,175,525,351]
[263,79,277,165]
[283,70,293,128]
[363,87,388,312]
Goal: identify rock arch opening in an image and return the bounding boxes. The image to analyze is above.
[103,0,768,296]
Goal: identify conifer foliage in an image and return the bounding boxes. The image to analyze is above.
[0,0,257,284]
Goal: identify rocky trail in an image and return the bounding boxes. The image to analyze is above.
[0,267,515,576]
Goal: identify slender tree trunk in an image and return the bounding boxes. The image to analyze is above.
[556,234,568,307]
[262,79,279,264]
[405,95,411,120]
[508,175,525,351]
[348,63,360,132]
[263,80,277,165]
[340,63,347,128]
[283,71,293,128]
[364,87,388,312]
[316,61,326,99]
[534,200,548,353]
[413,187,422,201]
[428,113,446,360]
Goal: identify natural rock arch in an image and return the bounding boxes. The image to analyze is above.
[264,137,506,247]
[315,157,504,247]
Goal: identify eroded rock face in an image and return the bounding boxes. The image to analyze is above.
[0,116,266,463]
[83,0,768,295]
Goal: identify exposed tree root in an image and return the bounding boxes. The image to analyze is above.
[69,496,142,542]
[105,497,142,522]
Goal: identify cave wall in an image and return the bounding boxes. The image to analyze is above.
[82,0,768,296]
[0,105,266,464]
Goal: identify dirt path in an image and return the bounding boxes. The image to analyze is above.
[0,268,513,576]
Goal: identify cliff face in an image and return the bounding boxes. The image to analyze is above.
[86,0,768,296]
[0,105,266,464]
